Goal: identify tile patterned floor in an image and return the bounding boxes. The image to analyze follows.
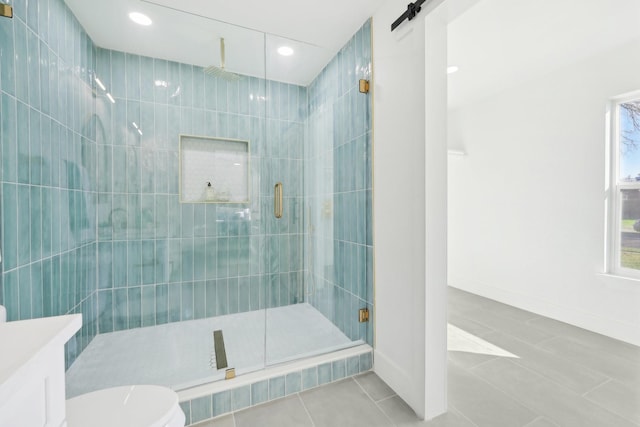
[193,287,640,427]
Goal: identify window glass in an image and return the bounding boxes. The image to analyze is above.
[619,102,640,182]
[619,189,640,271]
[615,100,640,275]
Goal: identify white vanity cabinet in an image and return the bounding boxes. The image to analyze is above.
[0,315,82,427]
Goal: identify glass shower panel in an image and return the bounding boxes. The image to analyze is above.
[46,0,372,397]
[264,22,373,368]
[60,0,272,393]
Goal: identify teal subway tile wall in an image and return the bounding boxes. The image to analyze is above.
[0,0,373,374]
[0,0,99,368]
[93,47,307,332]
[305,20,374,346]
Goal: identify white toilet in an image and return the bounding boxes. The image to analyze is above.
[66,385,186,427]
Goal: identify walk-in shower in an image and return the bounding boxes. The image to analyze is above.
[0,0,373,422]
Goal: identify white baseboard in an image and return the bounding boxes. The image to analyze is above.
[374,350,426,419]
[448,277,640,347]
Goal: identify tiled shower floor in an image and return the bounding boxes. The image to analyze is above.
[66,303,359,398]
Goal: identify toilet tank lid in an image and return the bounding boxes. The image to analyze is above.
[66,385,182,427]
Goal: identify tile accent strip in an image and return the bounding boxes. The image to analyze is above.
[181,349,373,425]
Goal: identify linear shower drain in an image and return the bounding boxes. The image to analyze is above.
[212,330,228,370]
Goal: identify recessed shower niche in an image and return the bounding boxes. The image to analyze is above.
[179,135,250,203]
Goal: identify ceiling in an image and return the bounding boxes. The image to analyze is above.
[448,0,640,109]
[65,0,385,86]
[66,0,640,105]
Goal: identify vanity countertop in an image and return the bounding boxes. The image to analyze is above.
[0,314,82,402]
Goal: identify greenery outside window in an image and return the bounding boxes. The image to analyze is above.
[610,95,640,277]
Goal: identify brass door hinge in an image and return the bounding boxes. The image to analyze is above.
[0,4,13,19]
[359,79,370,94]
[359,308,370,323]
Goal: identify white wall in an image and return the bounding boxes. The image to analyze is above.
[372,0,482,419]
[372,1,431,417]
[448,38,640,345]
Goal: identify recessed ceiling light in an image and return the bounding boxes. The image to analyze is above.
[277,46,294,57]
[447,65,459,74]
[129,12,152,26]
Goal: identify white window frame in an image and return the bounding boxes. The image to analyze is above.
[608,92,640,279]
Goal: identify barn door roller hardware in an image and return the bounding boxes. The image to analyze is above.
[391,0,432,32]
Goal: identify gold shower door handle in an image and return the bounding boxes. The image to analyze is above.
[274,182,283,219]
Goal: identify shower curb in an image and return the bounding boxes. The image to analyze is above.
[179,346,373,425]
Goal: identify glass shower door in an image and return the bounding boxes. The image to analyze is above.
[264,23,373,369]
[260,32,308,366]
[186,22,271,383]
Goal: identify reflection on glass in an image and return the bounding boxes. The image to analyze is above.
[620,189,640,270]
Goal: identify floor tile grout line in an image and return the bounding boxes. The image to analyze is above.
[522,415,558,427]
[506,351,611,398]
[581,387,640,427]
[532,336,630,380]
[352,374,397,404]
[370,395,397,426]
[451,308,554,349]
[482,327,558,354]
[375,393,398,404]
[352,376,396,426]
[526,320,640,362]
[351,372,400,402]
[448,351,501,371]
[460,294,638,425]
[580,377,613,397]
[464,358,542,423]
[541,333,640,366]
[296,392,317,427]
[471,357,639,427]
[533,335,563,350]
[532,337,637,387]
[448,401,481,427]
[460,354,501,371]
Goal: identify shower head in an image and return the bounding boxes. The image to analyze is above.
[205,37,241,82]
